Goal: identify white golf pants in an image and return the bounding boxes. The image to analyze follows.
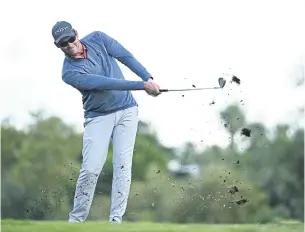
[68,106,138,223]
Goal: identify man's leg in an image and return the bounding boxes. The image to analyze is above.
[109,106,139,223]
[68,114,115,222]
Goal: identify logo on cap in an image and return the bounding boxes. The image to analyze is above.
[54,26,70,35]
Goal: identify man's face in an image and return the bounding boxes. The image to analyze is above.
[58,34,82,57]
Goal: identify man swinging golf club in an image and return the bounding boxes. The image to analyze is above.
[52,21,161,224]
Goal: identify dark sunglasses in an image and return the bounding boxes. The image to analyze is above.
[58,36,76,47]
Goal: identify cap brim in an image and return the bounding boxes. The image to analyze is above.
[55,31,76,44]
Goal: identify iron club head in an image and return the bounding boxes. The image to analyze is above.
[218,77,226,88]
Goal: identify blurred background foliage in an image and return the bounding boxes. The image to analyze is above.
[1,101,304,223]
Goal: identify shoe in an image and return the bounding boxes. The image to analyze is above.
[110,219,120,224]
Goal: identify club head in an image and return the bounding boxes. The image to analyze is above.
[218,78,226,88]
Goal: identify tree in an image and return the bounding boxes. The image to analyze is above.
[220,104,246,151]
[179,142,198,165]
[241,124,304,220]
[1,113,82,219]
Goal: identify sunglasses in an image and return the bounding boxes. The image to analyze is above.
[58,36,76,47]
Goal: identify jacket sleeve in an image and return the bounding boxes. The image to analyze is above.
[98,31,152,81]
[62,69,145,91]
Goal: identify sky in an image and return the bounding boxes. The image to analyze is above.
[1,0,304,151]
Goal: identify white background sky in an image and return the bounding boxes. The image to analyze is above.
[1,0,304,151]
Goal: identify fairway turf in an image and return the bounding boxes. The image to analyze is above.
[1,220,304,232]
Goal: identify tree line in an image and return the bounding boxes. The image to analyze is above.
[1,104,303,223]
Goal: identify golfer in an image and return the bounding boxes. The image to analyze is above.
[52,21,161,224]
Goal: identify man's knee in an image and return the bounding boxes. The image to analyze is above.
[80,165,102,178]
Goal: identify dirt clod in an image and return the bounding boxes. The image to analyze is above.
[232,75,241,85]
[235,198,249,205]
[241,128,251,137]
[228,185,239,194]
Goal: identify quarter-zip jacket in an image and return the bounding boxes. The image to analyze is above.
[61,31,152,119]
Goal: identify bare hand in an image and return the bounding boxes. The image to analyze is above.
[144,81,161,97]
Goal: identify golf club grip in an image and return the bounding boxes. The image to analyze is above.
[159,89,169,92]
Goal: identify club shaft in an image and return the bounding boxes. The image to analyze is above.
[160,87,221,92]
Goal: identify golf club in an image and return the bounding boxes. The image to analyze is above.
[159,77,226,92]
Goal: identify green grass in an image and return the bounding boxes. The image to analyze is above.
[1,220,303,232]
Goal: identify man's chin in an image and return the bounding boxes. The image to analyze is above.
[65,51,76,57]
